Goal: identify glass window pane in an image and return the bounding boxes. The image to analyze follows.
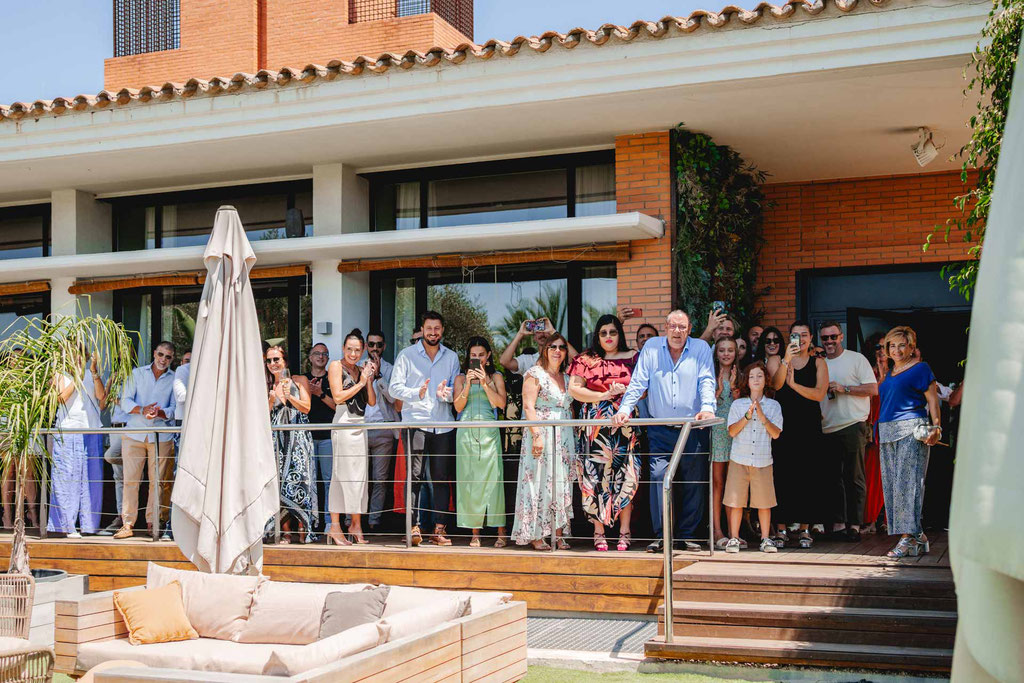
[374,182,420,232]
[161,286,202,358]
[115,205,156,251]
[0,292,48,342]
[581,265,618,346]
[163,194,298,248]
[0,207,47,260]
[575,164,616,217]
[427,170,567,228]
[117,291,153,363]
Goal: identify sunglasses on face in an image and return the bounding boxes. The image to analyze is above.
[765,337,781,344]
[155,352,173,360]
[367,341,384,348]
[266,358,284,364]
[309,351,328,357]
[548,344,567,352]
[875,344,883,350]
[820,334,840,341]
[599,330,618,338]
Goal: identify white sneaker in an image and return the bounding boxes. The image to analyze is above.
[725,538,741,553]
[760,538,778,553]
[66,531,82,539]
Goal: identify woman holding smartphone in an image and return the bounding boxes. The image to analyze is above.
[769,321,828,548]
[453,337,508,547]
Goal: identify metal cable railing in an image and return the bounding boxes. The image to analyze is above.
[17,418,721,573]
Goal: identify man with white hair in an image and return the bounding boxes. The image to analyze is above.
[615,310,716,552]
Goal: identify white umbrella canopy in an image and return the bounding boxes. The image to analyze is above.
[171,206,279,575]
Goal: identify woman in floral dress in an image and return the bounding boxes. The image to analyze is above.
[265,345,318,543]
[512,334,574,550]
[711,337,739,548]
[568,314,638,551]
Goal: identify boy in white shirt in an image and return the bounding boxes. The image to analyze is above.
[724,361,784,553]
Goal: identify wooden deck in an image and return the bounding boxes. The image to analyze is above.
[0,530,949,618]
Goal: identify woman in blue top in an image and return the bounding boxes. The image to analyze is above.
[877,326,941,559]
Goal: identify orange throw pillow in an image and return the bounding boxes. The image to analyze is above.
[113,581,199,646]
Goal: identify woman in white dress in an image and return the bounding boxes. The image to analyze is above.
[326,329,377,545]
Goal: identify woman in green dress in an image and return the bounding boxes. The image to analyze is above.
[453,337,508,547]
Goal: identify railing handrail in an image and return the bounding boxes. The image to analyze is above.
[25,416,724,436]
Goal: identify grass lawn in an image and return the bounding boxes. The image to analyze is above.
[523,667,761,682]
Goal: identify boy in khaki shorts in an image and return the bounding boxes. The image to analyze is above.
[724,361,783,553]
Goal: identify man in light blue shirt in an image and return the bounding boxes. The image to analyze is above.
[615,310,716,552]
[114,341,177,540]
[389,311,461,546]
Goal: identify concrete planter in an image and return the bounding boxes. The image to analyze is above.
[29,571,87,646]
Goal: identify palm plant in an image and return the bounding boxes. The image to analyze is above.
[0,304,134,574]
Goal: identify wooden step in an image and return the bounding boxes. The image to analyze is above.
[645,635,953,672]
[672,563,956,609]
[656,601,956,648]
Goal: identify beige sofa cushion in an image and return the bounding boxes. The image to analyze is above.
[263,621,389,676]
[234,579,372,644]
[381,594,470,642]
[146,563,262,641]
[382,585,511,617]
[78,637,303,675]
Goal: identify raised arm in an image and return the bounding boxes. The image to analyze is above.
[499,321,529,373]
[786,357,829,402]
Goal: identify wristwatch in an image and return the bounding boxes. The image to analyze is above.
[843,385,850,394]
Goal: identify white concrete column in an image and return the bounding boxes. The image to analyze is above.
[311,163,370,352]
[49,190,113,318]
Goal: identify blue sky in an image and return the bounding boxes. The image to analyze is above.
[0,1,731,104]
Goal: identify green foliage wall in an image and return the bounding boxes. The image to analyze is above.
[673,126,768,329]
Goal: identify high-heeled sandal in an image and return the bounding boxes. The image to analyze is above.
[469,536,481,548]
[494,535,507,549]
[887,536,920,559]
[326,530,352,546]
[617,532,632,552]
[593,533,608,552]
[531,539,551,551]
[914,532,930,554]
[430,525,452,546]
[798,531,814,548]
[556,537,571,550]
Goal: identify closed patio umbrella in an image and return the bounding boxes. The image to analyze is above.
[171,206,279,575]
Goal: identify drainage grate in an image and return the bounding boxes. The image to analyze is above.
[527,616,657,655]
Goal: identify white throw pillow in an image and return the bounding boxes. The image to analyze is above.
[382,585,510,617]
[145,563,262,641]
[262,621,389,676]
[235,580,371,645]
[380,595,470,642]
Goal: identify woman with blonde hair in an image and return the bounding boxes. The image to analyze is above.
[876,326,940,559]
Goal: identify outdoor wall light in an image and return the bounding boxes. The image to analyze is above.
[911,127,939,167]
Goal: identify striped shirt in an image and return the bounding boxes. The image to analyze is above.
[727,397,783,467]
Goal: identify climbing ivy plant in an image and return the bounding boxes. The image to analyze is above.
[924,0,1022,300]
[673,126,768,329]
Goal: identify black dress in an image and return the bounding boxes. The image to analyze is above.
[772,358,825,524]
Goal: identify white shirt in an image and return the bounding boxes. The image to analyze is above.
[727,397,783,467]
[820,349,876,434]
[513,352,539,376]
[120,364,177,443]
[56,370,102,430]
[173,363,191,423]
[389,341,461,434]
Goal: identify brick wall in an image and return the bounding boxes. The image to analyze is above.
[615,131,675,339]
[757,171,971,327]
[104,0,472,90]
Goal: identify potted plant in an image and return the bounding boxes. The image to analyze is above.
[0,305,134,576]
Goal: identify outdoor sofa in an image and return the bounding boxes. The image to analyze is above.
[53,563,527,682]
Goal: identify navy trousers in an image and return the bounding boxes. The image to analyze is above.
[647,425,710,540]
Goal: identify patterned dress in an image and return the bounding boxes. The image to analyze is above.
[711,374,734,463]
[568,354,639,526]
[267,382,319,539]
[511,366,575,545]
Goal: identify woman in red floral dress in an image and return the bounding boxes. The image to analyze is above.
[568,314,639,551]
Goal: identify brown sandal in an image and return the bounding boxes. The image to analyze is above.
[430,525,452,546]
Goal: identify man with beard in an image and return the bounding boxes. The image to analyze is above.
[819,321,877,541]
[389,312,461,546]
[114,341,177,540]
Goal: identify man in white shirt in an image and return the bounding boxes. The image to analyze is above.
[172,351,191,426]
[819,322,878,541]
[114,342,177,540]
[389,312,461,546]
[498,317,577,374]
[365,330,399,530]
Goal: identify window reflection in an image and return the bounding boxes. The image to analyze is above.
[0,292,49,342]
[427,170,567,228]
[0,205,49,260]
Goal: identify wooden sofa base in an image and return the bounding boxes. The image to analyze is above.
[55,587,527,683]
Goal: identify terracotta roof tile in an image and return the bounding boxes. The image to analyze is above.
[0,0,889,122]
